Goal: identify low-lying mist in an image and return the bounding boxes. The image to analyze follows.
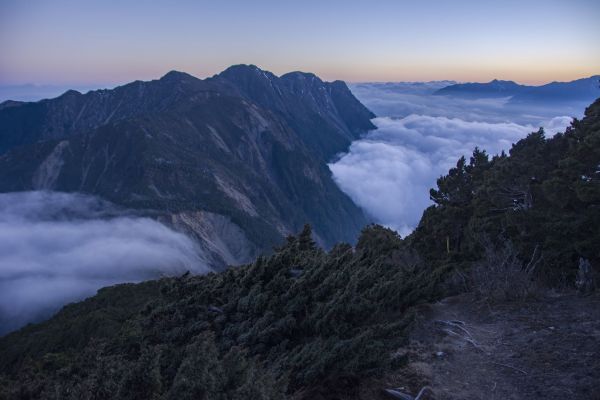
[330,83,580,236]
[0,191,209,335]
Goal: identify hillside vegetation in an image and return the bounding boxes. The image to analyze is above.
[411,98,600,287]
[0,99,598,399]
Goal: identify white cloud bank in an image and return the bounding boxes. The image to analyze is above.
[350,82,585,125]
[0,191,208,334]
[329,82,583,236]
[330,95,574,236]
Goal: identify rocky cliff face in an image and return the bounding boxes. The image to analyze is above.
[212,65,375,159]
[0,65,375,269]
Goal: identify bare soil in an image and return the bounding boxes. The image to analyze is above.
[389,292,600,399]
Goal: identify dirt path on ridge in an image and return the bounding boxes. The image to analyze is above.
[387,292,600,399]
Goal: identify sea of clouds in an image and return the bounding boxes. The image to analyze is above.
[0,191,208,334]
[0,82,587,335]
[330,83,580,236]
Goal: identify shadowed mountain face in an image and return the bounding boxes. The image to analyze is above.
[211,66,376,159]
[0,65,375,268]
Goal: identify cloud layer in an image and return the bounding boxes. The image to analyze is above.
[330,83,579,236]
[0,191,208,334]
[350,82,583,125]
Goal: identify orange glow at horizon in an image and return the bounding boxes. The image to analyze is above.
[1,0,599,87]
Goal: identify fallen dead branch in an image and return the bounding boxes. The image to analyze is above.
[491,361,527,375]
[435,319,474,338]
[383,386,433,400]
[441,328,486,352]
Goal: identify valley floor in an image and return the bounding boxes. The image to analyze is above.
[380,292,600,400]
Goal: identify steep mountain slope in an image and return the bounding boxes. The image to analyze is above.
[211,65,375,159]
[0,65,374,268]
[1,98,598,399]
[0,225,439,400]
[0,71,209,154]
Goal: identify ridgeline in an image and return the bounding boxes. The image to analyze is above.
[0,99,598,399]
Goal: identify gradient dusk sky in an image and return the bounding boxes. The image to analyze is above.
[1,0,599,86]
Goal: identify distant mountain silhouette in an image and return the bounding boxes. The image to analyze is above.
[434,75,600,105]
[0,83,113,103]
[435,79,523,98]
[0,65,375,268]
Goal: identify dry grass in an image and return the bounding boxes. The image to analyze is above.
[471,239,540,302]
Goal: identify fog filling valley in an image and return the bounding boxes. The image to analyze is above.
[0,191,209,334]
[331,83,579,236]
[0,81,590,335]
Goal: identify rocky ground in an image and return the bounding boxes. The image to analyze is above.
[382,292,600,400]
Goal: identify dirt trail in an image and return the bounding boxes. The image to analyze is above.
[396,293,600,400]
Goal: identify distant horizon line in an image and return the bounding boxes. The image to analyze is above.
[1,65,598,101]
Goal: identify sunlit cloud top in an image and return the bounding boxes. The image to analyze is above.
[1,0,599,86]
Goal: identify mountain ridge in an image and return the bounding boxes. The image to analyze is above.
[1,98,598,399]
[434,75,600,104]
[0,65,375,269]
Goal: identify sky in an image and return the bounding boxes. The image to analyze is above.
[0,0,597,332]
[1,0,599,86]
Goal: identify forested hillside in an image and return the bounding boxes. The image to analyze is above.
[1,98,598,399]
[411,98,600,286]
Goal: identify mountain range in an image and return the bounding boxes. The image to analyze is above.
[1,96,598,400]
[434,75,600,104]
[0,65,375,269]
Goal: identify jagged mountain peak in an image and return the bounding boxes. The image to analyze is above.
[209,65,375,157]
[58,89,83,98]
[160,70,199,83]
[0,65,375,265]
[489,79,519,86]
[0,65,376,158]
[281,71,321,82]
[217,64,278,81]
